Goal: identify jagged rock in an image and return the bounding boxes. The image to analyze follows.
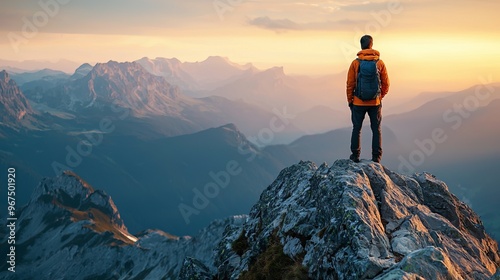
[179,257,213,280]
[375,246,462,279]
[0,172,246,279]
[0,159,498,279]
[217,159,500,279]
[70,63,93,80]
[0,70,35,126]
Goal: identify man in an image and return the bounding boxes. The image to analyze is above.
[346,35,390,163]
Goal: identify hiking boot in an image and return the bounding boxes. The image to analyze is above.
[372,156,381,163]
[350,154,360,163]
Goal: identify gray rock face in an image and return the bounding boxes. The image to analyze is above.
[1,159,498,279]
[0,70,34,125]
[0,171,246,279]
[179,257,213,280]
[216,159,500,279]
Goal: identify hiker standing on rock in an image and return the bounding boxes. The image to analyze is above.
[346,35,390,163]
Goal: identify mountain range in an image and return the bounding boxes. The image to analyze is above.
[137,57,348,124]
[20,60,302,142]
[1,57,499,241]
[0,58,80,74]
[136,56,257,92]
[0,160,498,279]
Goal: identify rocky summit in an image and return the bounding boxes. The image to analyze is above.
[215,160,499,280]
[1,160,499,279]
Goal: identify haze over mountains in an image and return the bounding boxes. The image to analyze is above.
[0,56,499,241]
[137,56,350,133]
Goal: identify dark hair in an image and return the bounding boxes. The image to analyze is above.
[360,35,373,49]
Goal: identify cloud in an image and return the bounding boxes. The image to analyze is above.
[248,16,301,31]
[247,16,363,32]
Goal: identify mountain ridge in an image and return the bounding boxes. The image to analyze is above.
[1,159,498,279]
[136,56,258,92]
[20,60,300,142]
[216,159,500,279]
[0,70,35,127]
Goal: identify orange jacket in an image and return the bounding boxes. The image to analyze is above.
[346,49,390,106]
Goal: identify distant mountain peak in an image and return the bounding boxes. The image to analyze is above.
[263,66,285,76]
[190,123,256,150]
[0,70,35,125]
[57,60,191,115]
[135,56,258,91]
[204,55,230,62]
[1,171,244,279]
[219,122,239,132]
[201,56,254,71]
[0,69,10,81]
[70,63,93,80]
[30,171,137,244]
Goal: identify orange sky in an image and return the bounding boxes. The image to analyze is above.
[0,0,499,96]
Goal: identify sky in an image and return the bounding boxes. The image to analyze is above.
[0,0,499,95]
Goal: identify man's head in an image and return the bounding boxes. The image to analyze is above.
[360,35,373,50]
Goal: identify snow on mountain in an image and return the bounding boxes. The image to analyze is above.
[1,160,498,279]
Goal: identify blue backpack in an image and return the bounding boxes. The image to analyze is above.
[355,59,381,101]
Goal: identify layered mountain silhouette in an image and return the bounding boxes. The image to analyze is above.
[0,121,287,234]
[20,61,300,141]
[70,63,93,80]
[137,56,348,127]
[0,160,498,279]
[29,61,190,115]
[136,56,257,92]
[2,57,500,244]
[8,68,69,86]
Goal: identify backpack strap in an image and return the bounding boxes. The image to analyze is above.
[356,58,379,62]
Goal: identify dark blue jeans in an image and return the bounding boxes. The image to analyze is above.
[350,105,382,160]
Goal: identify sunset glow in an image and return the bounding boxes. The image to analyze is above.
[1,0,499,96]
